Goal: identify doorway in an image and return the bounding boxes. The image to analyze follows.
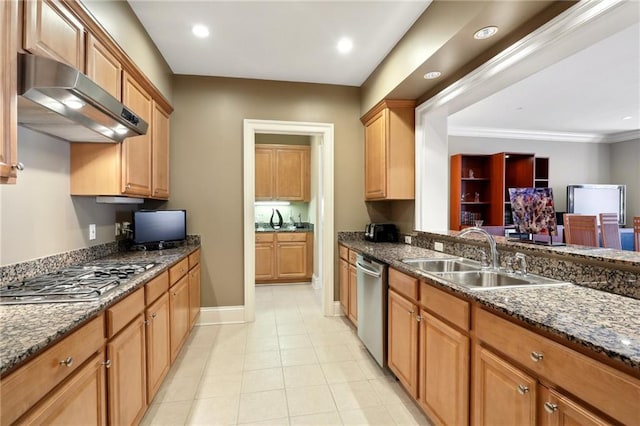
[243,119,335,322]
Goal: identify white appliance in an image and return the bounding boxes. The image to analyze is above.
[356,254,388,368]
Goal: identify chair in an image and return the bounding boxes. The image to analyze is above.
[563,214,598,247]
[599,213,621,249]
[634,216,640,252]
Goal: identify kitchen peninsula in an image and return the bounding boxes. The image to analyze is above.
[338,230,640,425]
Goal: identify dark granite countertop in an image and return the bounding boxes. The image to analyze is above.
[255,223,314,233]
[338,239,640,372]
[0,245,199,376]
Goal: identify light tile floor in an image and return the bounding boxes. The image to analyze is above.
[142,284,433,425]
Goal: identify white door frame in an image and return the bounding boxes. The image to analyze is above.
[243,119,335,322]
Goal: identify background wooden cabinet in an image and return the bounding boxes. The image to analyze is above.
[256,233,276,281]
[360,99,415,201]
[0,0,18,184]
[256,232,313,283]
[23,0,85,69]
[255,144,310,201]
[276,234,309,279]
[338,245,358,325]
[85,33,121,100]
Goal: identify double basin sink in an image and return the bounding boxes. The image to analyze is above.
[402,257,568,291]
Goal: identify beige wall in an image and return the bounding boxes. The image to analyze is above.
[610,138,640,222]
[169,76,368,307]
[0,128,136,265]
[81,0,173,102]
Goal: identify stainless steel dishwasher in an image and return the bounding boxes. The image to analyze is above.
[356,254,388,368]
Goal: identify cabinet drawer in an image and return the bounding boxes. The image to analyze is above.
[389,268,418,301]
[0,314,105,425]
[348,249,358,265]
[145,271,169,306]
[277,232,307,242]
[169,258,189,285]
[475,307,640,425]
[339,244,349,261]
[107,288,144,338]
[188,249,201,269]
[420,282,469,331]
[255,233,274,243]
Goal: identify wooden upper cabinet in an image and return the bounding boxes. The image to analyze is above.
[151,102,170,199]
[122,71,153,197]
[85,33,121,100]
[255,144,310,201]
[361,99,416,201]
[0,0,18,184]
[23,0,85,69]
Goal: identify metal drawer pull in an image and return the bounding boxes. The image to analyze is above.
[416,315,423,322]
[517,385,529,395]
[530,351,544,362]
[408,309,414,315]
[59,356,73,367]
[144,319,151,326]
[12,162,24,171]
[102,359,112,369]
[544,402,558,413]
[152,313,157,318]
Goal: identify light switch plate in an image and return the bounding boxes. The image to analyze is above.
[434,242,444,252]
[89,224,96,240]
[404,235,412,244]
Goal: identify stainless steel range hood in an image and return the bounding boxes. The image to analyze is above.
[17,53,148,143]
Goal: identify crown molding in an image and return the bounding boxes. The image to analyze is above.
[448,126,640,143]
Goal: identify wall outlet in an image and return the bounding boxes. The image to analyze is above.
[89,224,96,240]
[404,235,412,245]
[115,222,122,236]
[434,242,444,252]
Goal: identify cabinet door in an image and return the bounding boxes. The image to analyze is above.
[146,292,171,403]
[387,289,418,398]
[275,148,309,201]
[169,276,190,362]
[122,72,152,197]
[85,33,121,99]
[189,263,201,328]
[348,264,358,325]
[276,241,307,279]
[419,311,469,426]
[255,242,276,281]
[473,346,536,426]
[0,0,18,183]
[151,102,170,199]
[23,0,85,69]
[538,386,611,426]
[339,258,349,315]
[107,315,147,426]
[19,351,107,425]
[364,110,387,200]
[255,147,274,200]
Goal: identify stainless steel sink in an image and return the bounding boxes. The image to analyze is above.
[402,258,482,272]
[402,257,569,290]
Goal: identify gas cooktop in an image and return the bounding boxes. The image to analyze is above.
[0,262,157,305]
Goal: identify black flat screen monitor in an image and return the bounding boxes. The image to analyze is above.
[133,210,186,246]
[508,187,563,245]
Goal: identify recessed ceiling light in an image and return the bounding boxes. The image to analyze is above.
[337,37,353,54]
[622,116,632,120]
[423,71,441,80]
[192,24,210,38]
[474,26,498,40]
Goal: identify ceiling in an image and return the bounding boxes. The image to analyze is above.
[448,21,640,141]
[127,0,431,86]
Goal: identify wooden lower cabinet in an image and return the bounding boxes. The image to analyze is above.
[257,232,313,283]
[145,292,171,403]
[169,275,190,362]
[348,264,358,325]
[538,386,611,426]
[473,346,536,426]
[276,239,307,279]
[189,263,201,329]
[19,351,107,425]
[107,314,147,426]
[387,289,418,398]
[418,311,469,426]
[256,240,276,280]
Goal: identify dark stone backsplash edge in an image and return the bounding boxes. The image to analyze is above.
[0,235,201,286]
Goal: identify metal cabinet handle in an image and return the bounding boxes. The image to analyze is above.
[12,162,24,171]
[126,184,131,189]
[530,351,544,362]
[144,319,151,326]
[101,359,112,369]
[408,309,414,315]
[416,315,423,322]
[517,385,529,395]
[59,356,73,367]
[152,312,157,318]
[544,402,558,414]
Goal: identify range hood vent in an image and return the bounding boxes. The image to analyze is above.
[17,53,148,143]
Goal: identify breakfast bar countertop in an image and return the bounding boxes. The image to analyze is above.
[338,238,640,372]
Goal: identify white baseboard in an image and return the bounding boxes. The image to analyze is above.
[197,306,246,325]
[333,301,344,316]
[312,274,321,290]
